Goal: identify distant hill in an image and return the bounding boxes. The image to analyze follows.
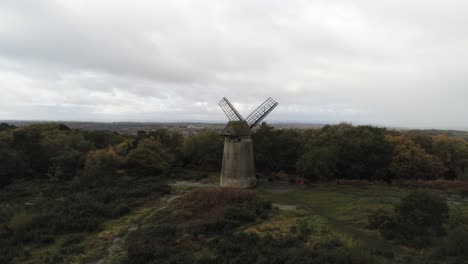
[0,120,327,134]
[2,121,467,138]
[409,129,468,140]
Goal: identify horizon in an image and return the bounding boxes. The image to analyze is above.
[2,119,468,132]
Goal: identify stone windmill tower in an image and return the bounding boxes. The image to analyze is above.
[218,97,278,188]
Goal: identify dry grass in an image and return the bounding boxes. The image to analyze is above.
[174,188,257,220]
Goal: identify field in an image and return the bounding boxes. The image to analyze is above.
[5,179,466,263]
[259,183,468,260]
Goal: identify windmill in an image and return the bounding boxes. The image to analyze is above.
[218,97,278,188]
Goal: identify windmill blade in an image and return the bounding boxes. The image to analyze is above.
[245,97,278,128]
[218,97,244,121]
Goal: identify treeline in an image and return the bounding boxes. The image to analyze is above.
[0,123,223,187]
[1,122,468,188]
[254,123,468,181]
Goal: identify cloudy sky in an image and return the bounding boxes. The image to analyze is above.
[0,1,467,129]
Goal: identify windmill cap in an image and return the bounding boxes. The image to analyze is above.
[222,120,251,136]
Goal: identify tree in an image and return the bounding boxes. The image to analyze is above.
[147,129,183,154]
[296,145,339,181]
[407,131,434,154]
[386,135,444,180]
[0,123,16,132]
[181,130,223,170]
[125,138,173,176]
[252,123,303,173]
[432,135,468,179]
[83,130,125,149]
[297,124,393,181]
[11,125,49,175]
[41,130,94,180]
[9,124,94,180]
[0,132,29,187]
[80,149,122,185]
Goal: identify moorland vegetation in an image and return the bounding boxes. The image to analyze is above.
[1,122,468,263]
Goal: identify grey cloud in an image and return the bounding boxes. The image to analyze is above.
[0,0,467,129]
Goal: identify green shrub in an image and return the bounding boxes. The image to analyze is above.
[124,223,194,264]
[367,208,394,229]
[436,227,468,261]
[61,234,85,246]
[111,204,131,218]
[222,199,270,229]
[375,191,449,247]
[80,148,123,185]
[395,191,448,230]
[447,206,465,229]
[173,189,270,233]
[125,138,173,177]
[8,211,34,233]
[123,191,272,264]
[211,232,365,264]
[181,130,223,170]
[290,215,331,240]
[213,233,312,264]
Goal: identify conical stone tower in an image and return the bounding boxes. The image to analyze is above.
[218,97,278,188]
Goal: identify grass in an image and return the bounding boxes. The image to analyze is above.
[0,177,172,264]
[258,183,468,262]
[20,195,170,264]
[4,180,468,263]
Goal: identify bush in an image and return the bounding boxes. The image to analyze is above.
[211,232,368,264]
[181,130,223,170]
[223,199,271,227]
[373,191,449,247]
[80,148,122,185]
[173,189,270,234]
[44,194,106,233]
[436,227,468,259]
[291,215,331,240]
[125,223,194,264]
[125,138,172,176]
[447,206,465,229]
[395,191,448,233]
[111,204,131,218]
[174,189,258,218]
[8,212,34,233]
[0,140,30,187]
[212,233,315,264]
[367,208,394,230]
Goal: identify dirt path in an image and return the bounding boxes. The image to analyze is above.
[85,193,183,264]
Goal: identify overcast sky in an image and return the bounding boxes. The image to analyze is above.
[0,1,467,129]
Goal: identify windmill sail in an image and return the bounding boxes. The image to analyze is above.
[245,97,278,128]
[218,97,244,121]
